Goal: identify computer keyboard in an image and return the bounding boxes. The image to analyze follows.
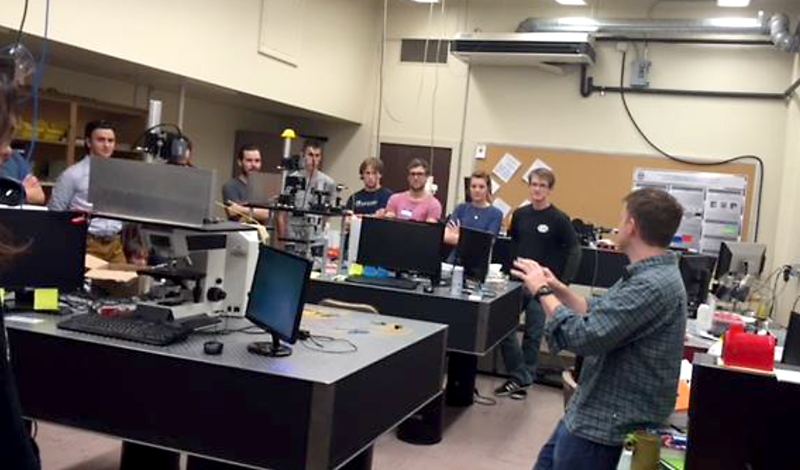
[57,314,190,346]
[345,276,419,291]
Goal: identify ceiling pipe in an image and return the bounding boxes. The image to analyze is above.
[518,12,800,50]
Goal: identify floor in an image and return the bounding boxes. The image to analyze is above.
[35,376,564,470]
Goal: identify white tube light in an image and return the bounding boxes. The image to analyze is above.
[556,0,587,5]
[718,0,751,7]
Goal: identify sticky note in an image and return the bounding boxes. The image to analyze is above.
[34,288,59,311]
[0,288,4,304]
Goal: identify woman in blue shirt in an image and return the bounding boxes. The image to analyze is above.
[445,170,503,247]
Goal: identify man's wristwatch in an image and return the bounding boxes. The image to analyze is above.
[534,285,555,300]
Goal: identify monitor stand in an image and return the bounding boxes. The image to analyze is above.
[247,333,292,357]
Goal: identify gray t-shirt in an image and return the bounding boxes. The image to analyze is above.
[294,170,336,209]
[222,177,247,204]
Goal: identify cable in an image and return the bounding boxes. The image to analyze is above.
[618,51,765,242]
[14,0,29,47]
[428,0,446,177]
[25,0,50,163]
[792,294,800,313]
[473,388,497,406]
[301,334,358,354]
[375,0,387,157]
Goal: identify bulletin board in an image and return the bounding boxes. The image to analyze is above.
[474,144,757,239]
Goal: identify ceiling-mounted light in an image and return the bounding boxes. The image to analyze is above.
[412,0,440,3]
[718,0,751,7]
[555,0,587,5]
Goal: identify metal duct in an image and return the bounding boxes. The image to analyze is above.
[517,12,800,50]
[769,13,800,52]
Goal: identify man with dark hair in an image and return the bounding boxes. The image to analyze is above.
[385,158,441,223]
[495,167,580,399]
[346,157,392,215]
[513,188,686,470]
[295,139,336,209]
[222,144,269,223]
[49,120,125,263]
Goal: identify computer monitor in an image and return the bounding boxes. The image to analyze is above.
[245,246,312,357]
[357,217,445,282]
[679,253,717,318]
[455,226,494,283]
[0,209,88,292]
[715,241,766,280]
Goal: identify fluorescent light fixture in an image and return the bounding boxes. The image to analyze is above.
[412,0,440,3]
[708,16,762,28]
[556,0,587,5]
[718,0,750,7]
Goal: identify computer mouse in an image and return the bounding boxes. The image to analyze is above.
[423,285,435,294]
[203,340,224,355]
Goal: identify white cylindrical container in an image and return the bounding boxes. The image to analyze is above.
[450,266,464,297]
[696,303,713,332]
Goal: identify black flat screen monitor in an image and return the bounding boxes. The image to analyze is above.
[0,209,88,291]
[715,241,766,280]
[783,311,800,367]
[455,226,494,283]
[679,253,717,318]
[357,217,444,282]
[245,246,312,357]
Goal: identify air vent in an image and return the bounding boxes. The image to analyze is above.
[401,39,449,64]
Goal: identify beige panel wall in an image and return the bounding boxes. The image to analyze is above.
[0,0,380,123]
[380,0,800,281]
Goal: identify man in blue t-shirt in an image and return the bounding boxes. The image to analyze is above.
[0,149,45,204]
[346,157,392,215]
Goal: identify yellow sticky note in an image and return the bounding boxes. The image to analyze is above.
[34,288,59,311]
[0,288,5,304]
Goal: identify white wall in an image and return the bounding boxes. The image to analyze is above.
[0,0,380,123]
[380,0,800,286]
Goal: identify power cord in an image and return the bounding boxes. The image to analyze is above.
[301,334,358,354]
[15,0,29,47]
[619,51,765,242]
[473,388,497,406]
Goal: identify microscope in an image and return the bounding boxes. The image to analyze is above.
[136,225,260,320]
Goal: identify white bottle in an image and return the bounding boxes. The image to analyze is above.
[451,266,464,297]
[696,303,713,332]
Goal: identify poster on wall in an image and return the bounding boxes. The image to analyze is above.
[633,168,748,255]
[521,158,553,183]
[492,153,521,183]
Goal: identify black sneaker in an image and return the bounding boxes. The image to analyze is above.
[494,379,526,397]
[510,388,528,400]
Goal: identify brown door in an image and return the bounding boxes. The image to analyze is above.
[380,143,452,215]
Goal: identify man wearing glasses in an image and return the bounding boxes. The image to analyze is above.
[495,168,580,399]
[384,158,442,223]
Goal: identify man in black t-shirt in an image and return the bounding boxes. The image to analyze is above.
[346,157,392,215]
[495,168,580,399]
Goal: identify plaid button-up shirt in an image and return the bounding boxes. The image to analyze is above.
[546,252,686,446]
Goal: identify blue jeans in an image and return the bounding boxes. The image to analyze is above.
[500,289,545,386]
[533,420,622,470]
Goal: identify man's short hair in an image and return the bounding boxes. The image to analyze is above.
[407,158,429,175]
[359,157,383,175]
[303,139,323,154]
[237,144,260,161]
[528,168,556,189]
[84,120,116,141]
[623,188,684,248]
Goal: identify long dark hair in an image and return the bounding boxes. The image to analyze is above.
[0,75,28,265]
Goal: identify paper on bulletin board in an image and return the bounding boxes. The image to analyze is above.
[518,199,530,208]
[490,178,501,195]
[492,153,521,183]
[493,197,511,218]
[522,158,553,183]
[475,144,487,160]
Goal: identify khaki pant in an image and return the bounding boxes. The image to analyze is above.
[87,235,126,264]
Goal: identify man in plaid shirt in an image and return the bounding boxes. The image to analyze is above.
[512,188,686,470]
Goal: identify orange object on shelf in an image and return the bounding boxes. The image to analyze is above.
[674,380,691,412]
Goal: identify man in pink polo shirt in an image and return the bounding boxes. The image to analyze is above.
[385,158,442,223]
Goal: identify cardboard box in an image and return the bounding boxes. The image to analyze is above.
[85,254,147,298]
